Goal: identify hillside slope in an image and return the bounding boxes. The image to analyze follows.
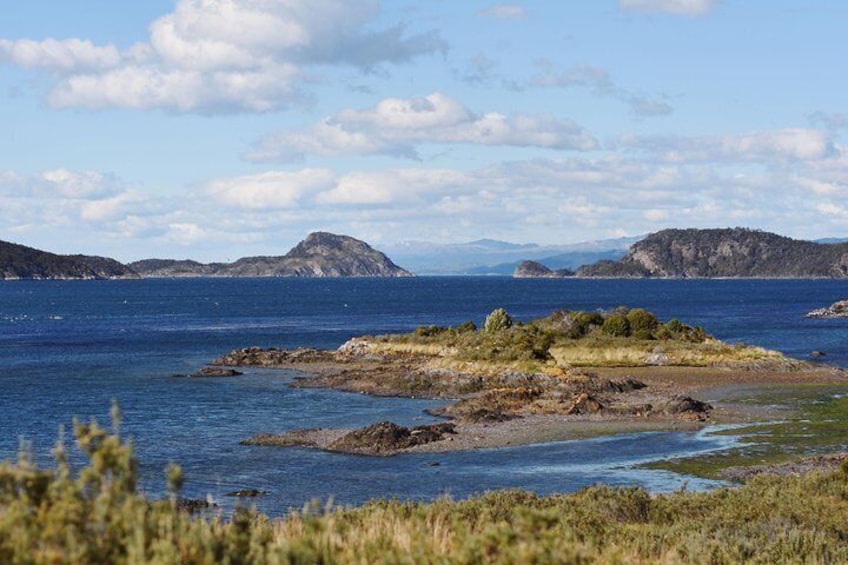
[577,228,848,278]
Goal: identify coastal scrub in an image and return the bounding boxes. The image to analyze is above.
[3,413,848,563]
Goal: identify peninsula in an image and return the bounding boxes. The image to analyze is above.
[211,306,845,459]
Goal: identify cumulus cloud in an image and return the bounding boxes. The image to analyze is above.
[618,0,718,16]
[202,169,336,209]
[529,62,673,117]
[245,92,599,162]
[0,38,121,72]
[1,0,446,113]
[618,128,836,163]
[0,168,163,240]
[478,5,527,19]
[7,135,848,259]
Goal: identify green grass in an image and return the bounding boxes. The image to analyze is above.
[649,385,848,478]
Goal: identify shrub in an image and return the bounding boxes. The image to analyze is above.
[414,325,448,337]
[455,320,477,333]
[626,308,659,340]
[601,314,631,337]
[568,311,605,338]
[484,308,514,333]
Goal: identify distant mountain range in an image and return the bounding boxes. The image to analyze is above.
[383,236,641,275]
[4,228,848,281]
[0,233,411,280]
[574,228,848,279]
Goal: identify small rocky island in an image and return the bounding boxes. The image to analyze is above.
[806,300,848,318]
[209,307,843,457]
[513,260,574,278]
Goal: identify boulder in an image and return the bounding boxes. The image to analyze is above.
[190,367,243,377]
[328,421,456,455]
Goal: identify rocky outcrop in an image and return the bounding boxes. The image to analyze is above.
[190,367,243,377]
[513,260,574,278]
[577,228,848,279]
[0,240,138,280]
[805,300,848,318]
[327,421,456,456]
[132,232,413,278]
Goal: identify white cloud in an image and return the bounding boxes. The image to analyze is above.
[0,38,121,72]
[619,128,835,164]
[2,0,446,113]
[317,169,472,205]
[478,5,528,19]
[80,191,150,222]
[1,169,119,199]
[245,92,599,162]
[618,0,718,16]
[202,169,336,209]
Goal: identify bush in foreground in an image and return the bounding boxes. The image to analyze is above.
[2,408,848,563]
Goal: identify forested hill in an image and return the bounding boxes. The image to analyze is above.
[0,240,136,280]
[577,228,848,278]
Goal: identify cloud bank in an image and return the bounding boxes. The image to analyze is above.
[245,92,599,162]
[0,0,446,112]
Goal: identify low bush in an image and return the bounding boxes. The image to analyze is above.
[2,411,848,563]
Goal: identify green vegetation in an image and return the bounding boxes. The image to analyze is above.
[652,386,848,478]
[4,408,848,563]
[384,306,753,368]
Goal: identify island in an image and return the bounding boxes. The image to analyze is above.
[1,232,412,280]
[513,260,574,278]
[210,306,845,457]
[575,227,848,278]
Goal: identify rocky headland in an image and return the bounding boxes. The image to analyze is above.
[0,240,137,280]
[575,228,848,279]
[805,300,848,318]
[130,232,413,278]
[213,307,844,457]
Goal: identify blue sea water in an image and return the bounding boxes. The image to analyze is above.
[0,277,846,515]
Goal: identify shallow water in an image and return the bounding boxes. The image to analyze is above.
[1,278,846,514]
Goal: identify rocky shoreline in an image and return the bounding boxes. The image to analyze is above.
[805,299,848,318]
[212,341,843,457]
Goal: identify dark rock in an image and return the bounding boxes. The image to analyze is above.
[564,392,604,415]
[191,367,243,377]
[656,395,712,419]
[328,421,456,456]
[213,346,334,367]
[226,489,268,497]
[810,350,827,357]
[175,498,217,513]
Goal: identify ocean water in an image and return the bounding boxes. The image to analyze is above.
[1,277,846,514]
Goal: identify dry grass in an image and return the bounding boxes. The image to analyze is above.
[550,338,786,368]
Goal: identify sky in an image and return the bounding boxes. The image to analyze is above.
[1,0,847,262]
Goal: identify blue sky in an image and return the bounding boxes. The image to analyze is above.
[1,0,846,261]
